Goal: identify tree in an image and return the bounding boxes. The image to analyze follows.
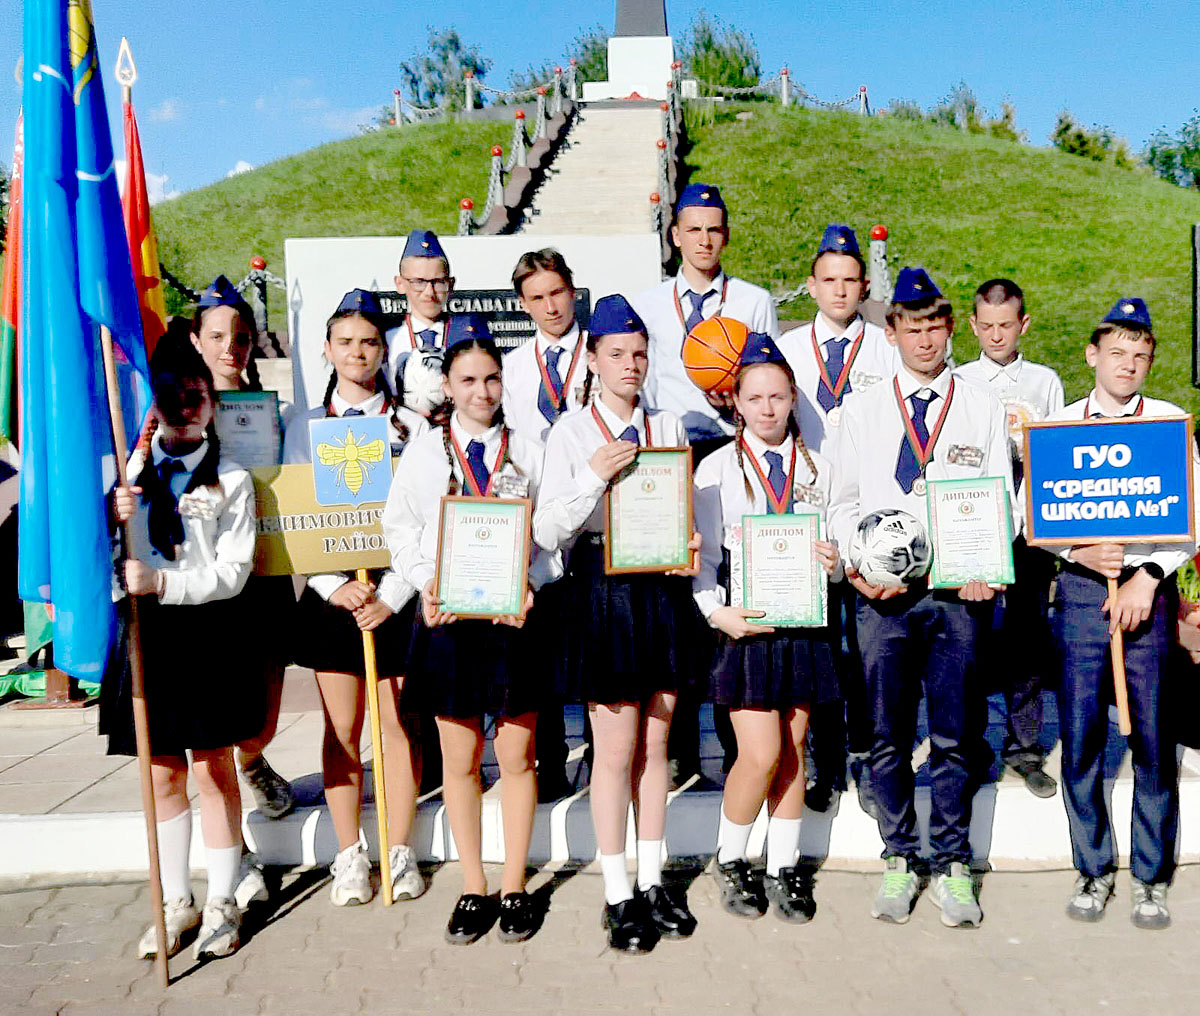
[508,25,608,97]
[1052,111,1131,168]
[1148,112,1200,190]
[682,10,760,96]
[399,28,491,112]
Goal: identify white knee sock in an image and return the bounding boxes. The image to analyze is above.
[599,851,633,905]
[635,839,664,890]
[156,809,192,901]
[204,845,242,904]
[765,816,802,877]
[716,809,754,865]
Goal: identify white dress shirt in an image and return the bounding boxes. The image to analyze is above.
[634,271,779,441]
[954,353,1065,462]
[283,389,429,611]
[693,431,837,620]
[778,312,899,456]
[1049,390,1198,577]
[122,434,256,606]
[533,399,688,555]
[384,312,446,390]
[501,323,589,445]
[828,363,1019,559]
[383,412,561,596]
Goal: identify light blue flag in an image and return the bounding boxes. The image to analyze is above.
[18,0,119,678]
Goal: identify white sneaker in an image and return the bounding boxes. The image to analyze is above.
[193,896,241,959]
[388,844,426,901]
[137,895,199,959]
[929,862,983,928]
[234,852,270,910]
[329,844,374,907]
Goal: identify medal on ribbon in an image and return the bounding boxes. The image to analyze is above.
[810,321,864,414]
[741,439,797,515]
[893,376,955,497]
[449,430,509,497]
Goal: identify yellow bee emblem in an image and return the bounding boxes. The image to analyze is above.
[316,428,386,495]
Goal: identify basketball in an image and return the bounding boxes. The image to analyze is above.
[682,316,749,395]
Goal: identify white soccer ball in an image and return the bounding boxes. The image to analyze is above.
[848,508,931,587]
[400,349,446,415]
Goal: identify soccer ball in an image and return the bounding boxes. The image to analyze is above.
[400,349,446,415]
[847,509,931,587]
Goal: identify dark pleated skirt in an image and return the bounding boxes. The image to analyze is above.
[403,614,540,719]
[292,585,416,677]
[709,627,840,711]
[100,593,268,757]
[557,536,710,706]
[245,573,299,669]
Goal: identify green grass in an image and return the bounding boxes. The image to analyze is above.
[685,103,1200,411]
[153,120,511,325]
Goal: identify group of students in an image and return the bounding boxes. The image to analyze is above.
[98,181,1197,964]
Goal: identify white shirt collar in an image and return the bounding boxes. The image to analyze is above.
[536,321,581,356]
[593,396,646,440]
[896,363,953,401]
[450,410,503,451]
[1085,388,1143,417]
[674,269,726,300]
[814,311,865,345]
[331,390,386,416]
[150,432,209,473]
[741,428,794,464]
[977,351,1023,381]
[408,312,440,332]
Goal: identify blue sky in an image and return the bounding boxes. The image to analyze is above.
[2,1,1199,199]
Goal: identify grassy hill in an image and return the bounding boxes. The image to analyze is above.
[153,119,511,326]
[686,103,1200,410]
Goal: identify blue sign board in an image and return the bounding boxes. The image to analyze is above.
[1023,416,1194,545]
[308,415,393,507]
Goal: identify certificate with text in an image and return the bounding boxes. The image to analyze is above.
[741,513,827,627]
[926,476,1015,588]
[604,448,693,574]
[434,497,532,618]
[216,391,281,467]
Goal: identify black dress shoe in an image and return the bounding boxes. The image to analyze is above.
[602,898,658,953]
[1008,758,1058,799]
[711,858,767,918]
[637,884,697,938]
[497,891,539,942]
[445,893,496,945]
[763,866,817,923]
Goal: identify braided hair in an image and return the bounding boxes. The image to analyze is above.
[731,360,818,502]
[437,336,521,495]
[322,309,409,443]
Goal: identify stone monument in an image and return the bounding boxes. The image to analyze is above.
[582,0,676,102]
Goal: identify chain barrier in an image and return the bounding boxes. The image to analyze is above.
[771,284,811,308]
[160,263,200,302]
[688,69,868,114]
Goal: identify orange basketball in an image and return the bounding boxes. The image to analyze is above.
[682,316,749,395]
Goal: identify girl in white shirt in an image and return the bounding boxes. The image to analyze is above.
[534,295,703,954]
[384,317,549,946]
[281,290,428,910]
[103,338,259,962]
[692,334,842,926]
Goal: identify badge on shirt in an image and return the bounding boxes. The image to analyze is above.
[492,471,531,499]
[849,369,883,389]
[573,386,589,406]
[947,443,984,468]
[793,483,825,508]
[177,490,220,520]
[1001,397,1040,443]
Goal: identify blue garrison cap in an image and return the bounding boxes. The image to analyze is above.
[675,183,726,217]
[1103,297,1152,330]
[817,224,860,257]
[445,313,492,349]
[589,294,646,339]
[402,228,447,261]
[198,275,245,309]
[335,288,382,316]
[738,332,787,367]
[892,267,942,304]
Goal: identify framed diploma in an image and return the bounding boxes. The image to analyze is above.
[434,496,532,618]
[741,513,827,627]
[216,391,281,467]
[604,447,693,575]
[926,476,1015,588]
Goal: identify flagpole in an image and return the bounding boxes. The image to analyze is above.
[110,39,169,988]
[357,568,394,905]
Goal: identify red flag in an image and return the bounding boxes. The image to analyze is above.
[0,111,23,445]
[121,98,167,358]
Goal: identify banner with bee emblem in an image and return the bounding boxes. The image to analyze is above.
[251,416,394,575]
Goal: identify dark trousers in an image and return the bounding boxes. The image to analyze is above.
[807,581,868,791]
[986,537,1056,763]
[1054,569,1179,884]
[857,589,987,871]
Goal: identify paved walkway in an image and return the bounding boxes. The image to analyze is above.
[4,865,1200,1015]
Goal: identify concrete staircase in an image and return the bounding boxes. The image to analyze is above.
[520,105,663,236]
